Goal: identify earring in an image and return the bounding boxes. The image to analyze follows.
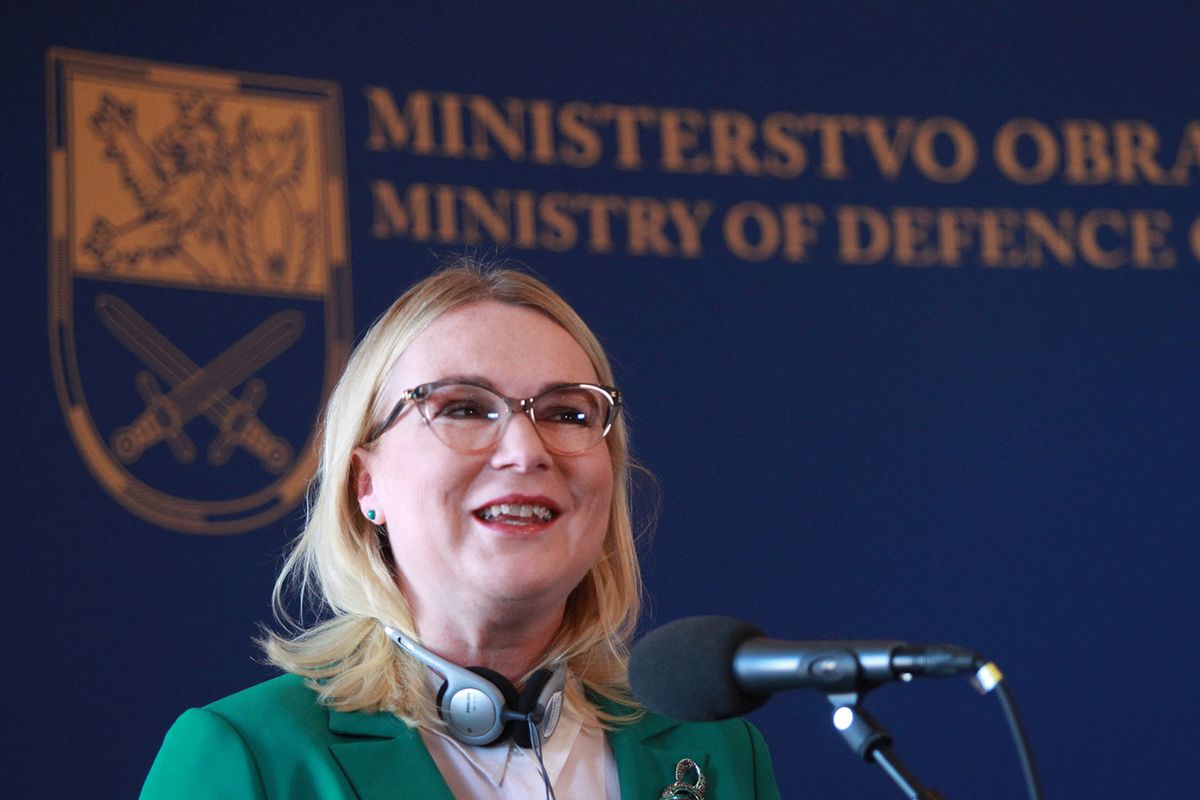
[367,509,377,521]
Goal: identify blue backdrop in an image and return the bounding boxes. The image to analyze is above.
[5,3,1198,797]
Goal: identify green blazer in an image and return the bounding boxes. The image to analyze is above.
[142,674,780,799]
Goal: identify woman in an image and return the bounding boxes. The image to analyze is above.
[142,259,780,799]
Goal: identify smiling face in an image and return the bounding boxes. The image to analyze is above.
[354,300,615,633]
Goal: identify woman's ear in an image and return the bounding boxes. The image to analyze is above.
[351,447,384,525]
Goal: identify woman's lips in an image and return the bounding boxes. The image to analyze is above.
[472,494,561,529]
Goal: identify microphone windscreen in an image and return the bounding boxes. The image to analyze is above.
[628,615,770,721]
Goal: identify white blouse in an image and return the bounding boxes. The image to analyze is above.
[418,697,621,799]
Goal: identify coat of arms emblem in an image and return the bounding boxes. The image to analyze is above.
[48,49,351,534]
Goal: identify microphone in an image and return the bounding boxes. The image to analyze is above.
[628,616,983,721]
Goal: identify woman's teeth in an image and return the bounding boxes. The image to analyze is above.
[477,503,555,523]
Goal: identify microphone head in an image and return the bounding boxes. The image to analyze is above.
[629,615,771,721]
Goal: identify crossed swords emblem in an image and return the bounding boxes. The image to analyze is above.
[95,293,302,474]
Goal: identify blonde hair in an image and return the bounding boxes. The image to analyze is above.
[262,257,643,728]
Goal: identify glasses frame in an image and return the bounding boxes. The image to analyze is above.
[364,380,622,454]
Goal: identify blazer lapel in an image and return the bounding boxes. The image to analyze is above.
[327,708,456,800]
[608,711,712,800]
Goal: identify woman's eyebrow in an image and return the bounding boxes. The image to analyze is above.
[435,375,583,396]
[436,374,499,391]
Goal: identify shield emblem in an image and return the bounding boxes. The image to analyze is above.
[47,48,352,534]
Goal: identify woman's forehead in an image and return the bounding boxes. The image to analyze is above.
[388,301,599,390]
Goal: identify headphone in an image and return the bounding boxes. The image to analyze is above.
[383,625,566,748]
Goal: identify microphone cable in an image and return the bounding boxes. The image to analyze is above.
[972,662,1044,800]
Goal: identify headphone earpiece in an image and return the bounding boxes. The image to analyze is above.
[384,625,566,748]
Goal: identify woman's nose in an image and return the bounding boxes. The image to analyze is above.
[489,411,551,471]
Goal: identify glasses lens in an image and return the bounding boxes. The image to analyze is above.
[531,385,613,454]
[419,384,506,452]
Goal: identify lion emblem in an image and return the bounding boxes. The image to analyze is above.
[83,90,318,293]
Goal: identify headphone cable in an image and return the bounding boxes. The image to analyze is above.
[526,716,558,800]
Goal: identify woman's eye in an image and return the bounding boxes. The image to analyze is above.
[426,387,496,420]
[436,401,490,419]
[536,390,603,426]
[540,404,594,426]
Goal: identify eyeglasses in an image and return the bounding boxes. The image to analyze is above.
[365,381,622,455]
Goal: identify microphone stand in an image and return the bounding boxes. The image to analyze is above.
[825,692,944,800]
